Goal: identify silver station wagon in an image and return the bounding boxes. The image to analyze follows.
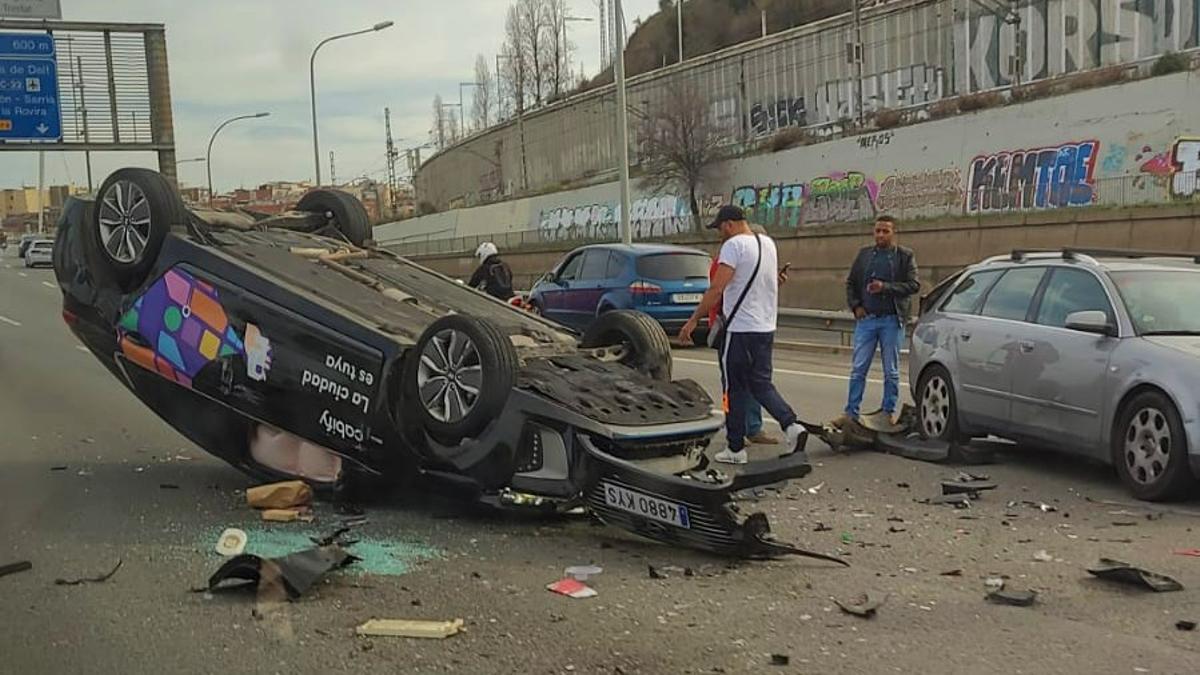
[910,248,1200,501]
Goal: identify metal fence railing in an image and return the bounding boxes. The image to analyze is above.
[380,171,1199,259]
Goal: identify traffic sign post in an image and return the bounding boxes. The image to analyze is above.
[0,31,61,142]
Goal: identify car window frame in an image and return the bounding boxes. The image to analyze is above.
[578,249,612,281]
[556,251,586,281]
[975,265,1049,323]
[1028,266,1117,330]
[937,268,1004,315]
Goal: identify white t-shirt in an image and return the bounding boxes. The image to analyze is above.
[717,233,779,333]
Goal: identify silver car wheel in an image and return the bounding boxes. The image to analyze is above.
[416,328,482,424]
[97,180,152,264]
[920,374,950,439]
[1124,407,1172,485]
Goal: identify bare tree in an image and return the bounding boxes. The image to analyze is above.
[431,94,447,150]
[541,0,574,100]
[472,54,494,130]
[500,6,530,116]
[516,0,549,104]
[446,108,461,145]
[637,83,733,228]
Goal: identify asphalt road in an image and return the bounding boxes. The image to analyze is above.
[2,247,1199,674]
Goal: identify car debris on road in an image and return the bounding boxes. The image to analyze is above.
[986,588,1038,607]
[1086,558,1183,592]
[547,578,598,599]
[204,543,356,600]
[0,560,33,579]
[834,592,886,618]
[55,559,123,586]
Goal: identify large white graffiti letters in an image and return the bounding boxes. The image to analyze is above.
[1172,138,1200,200]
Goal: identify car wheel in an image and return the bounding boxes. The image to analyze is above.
[296,189,371,247]
[403,314,517,444]
[580,309,672,382]
[1112,391,1196,501]
[916,365,960,443]
[84,168,185,290]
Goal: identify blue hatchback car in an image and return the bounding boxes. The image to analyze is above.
[528,243,712,335]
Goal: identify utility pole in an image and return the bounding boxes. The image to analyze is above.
[598,0,608,68]
[36,152,45,234]
[384,107,399,217]
[613,0,632,245]
[849,0,865,124]
[77,55,93,191]
[330,151,337,186]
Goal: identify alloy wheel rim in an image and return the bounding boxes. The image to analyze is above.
[97,180,152,264]
[1124,407,1171,485]
[417,328,482,423]
[921,375,950,438]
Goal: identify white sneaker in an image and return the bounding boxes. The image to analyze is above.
[784,424,811,462]
[713,448,749,465]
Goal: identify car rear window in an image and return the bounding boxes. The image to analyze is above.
[635,253,711,280]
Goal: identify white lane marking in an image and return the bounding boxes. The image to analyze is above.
[42,281,56,289]
[18,272,27,277]
[0,315,22,327]
[675,356,886,385]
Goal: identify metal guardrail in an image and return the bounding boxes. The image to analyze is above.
[778,308,916,347]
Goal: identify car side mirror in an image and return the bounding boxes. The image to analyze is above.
[1065,310,1115,336]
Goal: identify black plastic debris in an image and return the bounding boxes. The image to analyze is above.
[1087,558,1183,593]
[49,466,68,472]
[56,560,122,586]
[986,589,1037,607]
[1177,620,1197,631]
[813,523,833,532]
[205,544,357,600]
[1,560,33,578]
[770,654,790,666]
[939,569,963,577]
[159,483,180,490]
[647,565,668,580]
[835,593,886,618]
[941,479,997,497]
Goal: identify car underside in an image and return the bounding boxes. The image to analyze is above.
[53,168,836,561]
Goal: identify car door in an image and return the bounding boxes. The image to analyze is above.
[566,250,613,330]
[540,251,585,325]
[955,267,1047,432]
[1009,267,1117,454]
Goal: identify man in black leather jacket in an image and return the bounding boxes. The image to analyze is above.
[838,215,919,426]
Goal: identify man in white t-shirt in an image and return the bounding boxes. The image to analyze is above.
[679,205,808,466]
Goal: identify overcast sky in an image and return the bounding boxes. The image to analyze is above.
[0,0,660,192]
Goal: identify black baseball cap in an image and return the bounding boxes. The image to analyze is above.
[707,205,746,229]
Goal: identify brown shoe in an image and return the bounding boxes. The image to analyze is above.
[746,431,781,445]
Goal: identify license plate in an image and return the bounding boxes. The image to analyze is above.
[672,293,703,304]
[602,482,690,529]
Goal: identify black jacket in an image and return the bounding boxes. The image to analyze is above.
[469,255,515,300]
[845,244,920,318]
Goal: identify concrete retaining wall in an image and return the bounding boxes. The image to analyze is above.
[410,204,1200,312]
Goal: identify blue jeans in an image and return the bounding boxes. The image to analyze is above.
[845,315,903,417]
[720,332,797,451]
[743,400,763,436]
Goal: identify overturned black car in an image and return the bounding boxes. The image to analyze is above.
[54,168,825,559]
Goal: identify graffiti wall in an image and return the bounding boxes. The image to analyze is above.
[876,169,964,214]
[731,183,806,227]
[1172,138,1200,199]
[536,195,698,242]
[966,140,1100,213]
[749,97,807,137]
[804,172,880,224]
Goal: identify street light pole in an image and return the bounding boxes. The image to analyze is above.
[613,0,632,245]
[309,20,394,186]
[459,81,480,136]
[207,113,270,207]
[677,0,683,63]
[562,15,593,86]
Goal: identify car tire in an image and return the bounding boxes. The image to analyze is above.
[915,364,961,443]
[1112,391,1196,501]
[84,168,185,290]
[296,189,371,247]
[403,314,517,444]
[580,309,672,382]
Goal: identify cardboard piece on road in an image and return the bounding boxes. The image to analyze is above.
[261,507,314,523]
[356,618,465,639]
[547,578,598,599]
[247,480,313,510]
[1087,558,1183,592]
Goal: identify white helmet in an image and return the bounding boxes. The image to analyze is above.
[475,241,498,264]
